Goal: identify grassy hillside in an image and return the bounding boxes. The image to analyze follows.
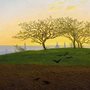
[0,48,90,66]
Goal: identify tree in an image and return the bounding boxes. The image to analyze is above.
[57,17,84,48]
[14,17,58,50]
[76,22,90,48]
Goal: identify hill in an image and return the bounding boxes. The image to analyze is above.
[0,48,90,66]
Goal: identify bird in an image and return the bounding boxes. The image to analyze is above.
[66,55,72,59]
[42,80,50,85]
[63,52,69,56]
[57,54,63,57]
[53,59,62,63]
[33,77,40,81]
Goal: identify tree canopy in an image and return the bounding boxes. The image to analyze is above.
[14,17,90,49]
[14,17,59,50]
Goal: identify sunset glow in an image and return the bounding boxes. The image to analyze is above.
[0,0,90,46]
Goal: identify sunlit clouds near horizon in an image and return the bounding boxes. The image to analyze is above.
[49,0,89,12]
[0,0,90,45]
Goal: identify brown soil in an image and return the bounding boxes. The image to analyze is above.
[0,65,90,90]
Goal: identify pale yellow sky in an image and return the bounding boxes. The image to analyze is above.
[0,0,90,46]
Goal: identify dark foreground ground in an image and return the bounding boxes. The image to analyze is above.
[0,65,90,90]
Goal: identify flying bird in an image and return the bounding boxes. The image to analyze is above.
[53,59,62,63]
[42,80,50,85]
[33,77,40,81]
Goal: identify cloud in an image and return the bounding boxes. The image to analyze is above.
[48,7,62,12]
[49,1,65,8]
[80,0,89,4]
[66,5,77,11]
[48,1,64,11]
[48,0,89,12]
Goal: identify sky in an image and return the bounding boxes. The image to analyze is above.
[0,0,90,46]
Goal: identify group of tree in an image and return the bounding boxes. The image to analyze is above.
[14,17,90,50]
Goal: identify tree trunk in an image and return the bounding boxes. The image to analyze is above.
[42,42,46,50]
[80,43,83,48]
[73,39,76,48]
[77,41,83,48]
[77,42,80,48]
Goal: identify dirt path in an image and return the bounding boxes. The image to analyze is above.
[0,65,90,90]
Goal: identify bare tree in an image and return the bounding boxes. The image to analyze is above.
[76,22,90,48]
[14,17,90,49]
[14,17,58,50]
[57,17,84,48]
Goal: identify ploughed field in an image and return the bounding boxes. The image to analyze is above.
[0,65,90,90]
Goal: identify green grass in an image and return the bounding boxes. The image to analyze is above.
[0,48,90,66]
